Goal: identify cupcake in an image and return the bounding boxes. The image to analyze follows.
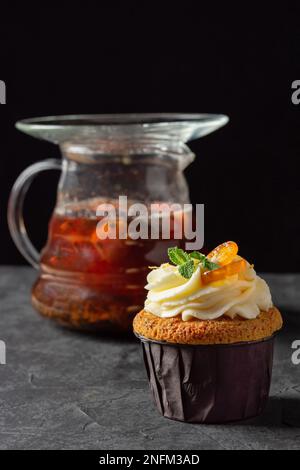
[133,242,283,424]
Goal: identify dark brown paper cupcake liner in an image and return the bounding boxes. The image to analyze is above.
[135,333,275,424]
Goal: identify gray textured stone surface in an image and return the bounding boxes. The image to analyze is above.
[0,267,300,450]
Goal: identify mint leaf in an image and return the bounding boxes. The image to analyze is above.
[203,258,219,271]
[168,246,219,279]
[189,251,206,262]
[168,247,190,265]
[189,251,219,270]
[178,260,194,279]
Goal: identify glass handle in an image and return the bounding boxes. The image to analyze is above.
[7,159,62,269]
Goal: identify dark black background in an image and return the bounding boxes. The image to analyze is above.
[0,4,298,271]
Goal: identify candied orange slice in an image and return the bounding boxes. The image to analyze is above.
[207,241,238,266]
[201,259,246,285]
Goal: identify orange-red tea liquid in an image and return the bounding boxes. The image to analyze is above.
[32,199,187,331]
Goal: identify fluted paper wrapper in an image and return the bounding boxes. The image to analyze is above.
[136,334,275,424]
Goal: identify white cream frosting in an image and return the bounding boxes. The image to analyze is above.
[144,256,272,321]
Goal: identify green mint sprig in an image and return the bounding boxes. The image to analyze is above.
[167,247,219,279]
[178,259,194,279]
[168,247,190,265]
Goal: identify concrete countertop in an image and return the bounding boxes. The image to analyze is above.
[0,267,300,450]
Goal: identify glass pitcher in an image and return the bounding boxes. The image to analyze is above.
[8,114,228,332]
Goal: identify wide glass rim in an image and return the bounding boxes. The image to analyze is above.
[17,113,228,127]
[16,113,229,144]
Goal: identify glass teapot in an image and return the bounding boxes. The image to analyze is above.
[8,114,228,332]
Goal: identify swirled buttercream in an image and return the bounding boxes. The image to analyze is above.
[144,257,272,321]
